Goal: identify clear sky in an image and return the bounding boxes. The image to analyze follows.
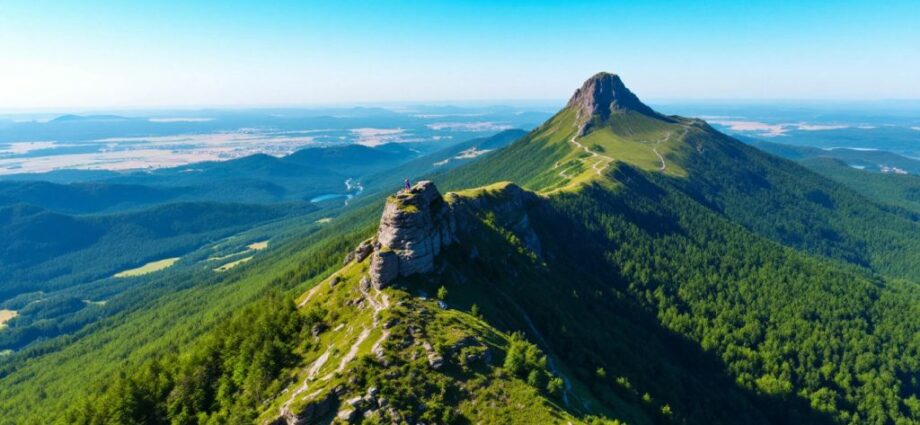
[1,0,918,109]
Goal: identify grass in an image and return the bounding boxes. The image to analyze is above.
[247,240,269,250]
[213,256,254,272]
[257,247,598,425]
[114,257,180,278]
[578,112,689,178]
[0,310,17,330]
[206,240,270,262]
[440,106,693,198]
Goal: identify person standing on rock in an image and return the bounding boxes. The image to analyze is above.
[404,178,411,192]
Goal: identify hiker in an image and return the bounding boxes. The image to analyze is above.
[404,178,411,192]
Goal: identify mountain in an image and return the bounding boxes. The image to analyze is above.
[4,73,920,425]
[50,114,133,123]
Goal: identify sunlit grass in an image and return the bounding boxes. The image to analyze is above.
[0,310,18,329]
[114,257,180,278]
[213,256,254,272]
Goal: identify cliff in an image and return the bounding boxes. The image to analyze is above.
[365,181,457,288]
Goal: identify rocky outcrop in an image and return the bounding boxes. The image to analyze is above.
[358,181,544,287]
[448,182,544,259]
[566,72,666,134]
[368,181,456,288]
[343,239,374,265]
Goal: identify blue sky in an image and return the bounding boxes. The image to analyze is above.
[1,0,918,109]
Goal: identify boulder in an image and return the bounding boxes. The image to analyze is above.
[353,240,374,263]
[369,250,399,289]
[336,408,358,423]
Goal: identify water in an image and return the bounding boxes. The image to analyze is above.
[310,178,366,204]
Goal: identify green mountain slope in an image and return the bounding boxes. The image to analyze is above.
[754,141,920,175]
[444,74,920,284]
[799,157,920,213]
[6,73,920,425]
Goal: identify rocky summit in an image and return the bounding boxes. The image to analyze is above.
[367,181,457,288]
[566,71,662,134]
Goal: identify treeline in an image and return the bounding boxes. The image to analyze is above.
[58,293,317,425]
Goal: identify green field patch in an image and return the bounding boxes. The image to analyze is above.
[114,258,180,278]
[247,240,269,250]
[206,240,270,262]
[213,256,254,272]
[0,310,18,329]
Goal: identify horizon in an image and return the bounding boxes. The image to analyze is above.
[5,97,920,117]
[2,1,919,109]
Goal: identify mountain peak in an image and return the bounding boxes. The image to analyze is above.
[566,72,659,127]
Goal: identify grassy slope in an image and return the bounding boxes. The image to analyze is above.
[442,108,920,284]
[253,253,588,425]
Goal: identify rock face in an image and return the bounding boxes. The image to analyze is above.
[448,182,543,258]
[566,72,663,134]
[369,181,456,288]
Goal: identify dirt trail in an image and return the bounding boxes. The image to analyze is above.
[649,132,671,171]
[553,136,615,180]
[298,276,332,307]
[333,327,371,375]
[644,125,691,172]
[281,280,391,417]
[281,346,333,415]
[323,284,390,379]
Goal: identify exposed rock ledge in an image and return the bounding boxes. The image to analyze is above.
[368,181,457,288]
[343,180,542,288]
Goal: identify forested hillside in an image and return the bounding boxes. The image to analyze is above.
[4,73,919,425]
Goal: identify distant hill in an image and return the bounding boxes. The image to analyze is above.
[50,114,132,123]
[754,140,920,175]
[0,181,186,213]
[799,157,920,213]
[0,201,314,297]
